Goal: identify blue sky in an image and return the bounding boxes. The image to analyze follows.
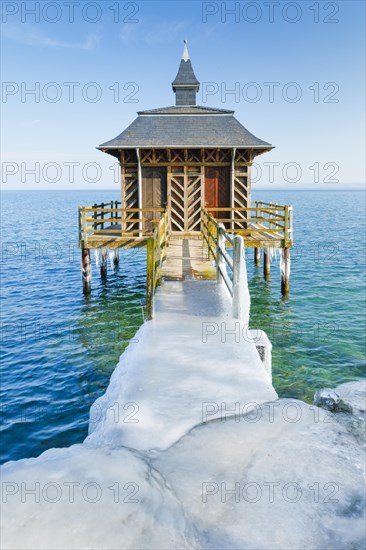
[1,0,365,189]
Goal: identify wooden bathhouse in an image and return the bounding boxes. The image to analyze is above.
[79,41,293,314]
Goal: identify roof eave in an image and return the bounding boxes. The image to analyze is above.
[97,145,274,151]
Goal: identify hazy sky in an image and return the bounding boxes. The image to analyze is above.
[1,0,365,190]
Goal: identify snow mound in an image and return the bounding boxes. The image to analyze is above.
[1,445,196,550]
[154,399,366,550]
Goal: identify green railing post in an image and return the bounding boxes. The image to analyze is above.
[146,237,155,321]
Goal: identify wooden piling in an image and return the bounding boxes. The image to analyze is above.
[81,248,91,294]
[281,248,290,295]
[101,249,107,278]
[113,249,120,266]
[263,249,270,278]
[254,248,260,266]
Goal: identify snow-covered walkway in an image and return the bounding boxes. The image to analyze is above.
[85,280,276,451]
[1,278,365,550]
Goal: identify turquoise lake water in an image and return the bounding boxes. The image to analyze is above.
[1,190,365,464]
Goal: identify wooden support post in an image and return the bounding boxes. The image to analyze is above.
[81,248,91,294]
[100,249,107,278]
[137,148,142,236]
[281,248,290,295]
[114,249,120,266]
[263,249,270,278]
[254,247,260,266]
[101,202,105,230]
[146,237,155,321]
[230,147,236,231]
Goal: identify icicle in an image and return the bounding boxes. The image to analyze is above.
[267,247,277,262]
[94,249,100,268]
[108,250,116,271]
[280,249,291,277]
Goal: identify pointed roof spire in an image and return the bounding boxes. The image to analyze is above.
[172,40,200,105]
[182,39,190,62]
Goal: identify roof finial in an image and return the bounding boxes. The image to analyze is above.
[182,39,190,62]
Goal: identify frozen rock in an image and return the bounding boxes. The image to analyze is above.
[314,388,352,413]
[154,399,366,550]
[334,380,366,413]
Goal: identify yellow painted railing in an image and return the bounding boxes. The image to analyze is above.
[78,202,169,318]
[146,210,170,320]
[202,202,293,248]
[78,204,166,247]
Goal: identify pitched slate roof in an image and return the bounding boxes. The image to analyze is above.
[98,42,274,154]
[98,106,273,150]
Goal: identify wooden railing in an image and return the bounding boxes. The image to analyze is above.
[78,205,166,247]
[78,203,169,319]
[205,202,293,247]
[146,210,170,320]
[201,210,249,322]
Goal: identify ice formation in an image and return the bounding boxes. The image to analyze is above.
[1,281,365,550]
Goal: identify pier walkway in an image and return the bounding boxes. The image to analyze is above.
[86,276,277,452]
[161,236,216,280]
[81,211,279,450]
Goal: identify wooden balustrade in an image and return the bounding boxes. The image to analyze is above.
[146,211,170,320]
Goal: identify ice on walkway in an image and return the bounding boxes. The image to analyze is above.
[1,280,365,550]
[85,281,276,451]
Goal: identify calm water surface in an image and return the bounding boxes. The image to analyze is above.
[1,190,365,463]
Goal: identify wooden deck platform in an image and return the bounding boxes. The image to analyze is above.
[162,237,216,281]
[79,202,293,299]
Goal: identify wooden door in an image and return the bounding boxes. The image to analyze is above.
[168,166,202,233]
[204,166,231,221]
[142,167,167,230]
